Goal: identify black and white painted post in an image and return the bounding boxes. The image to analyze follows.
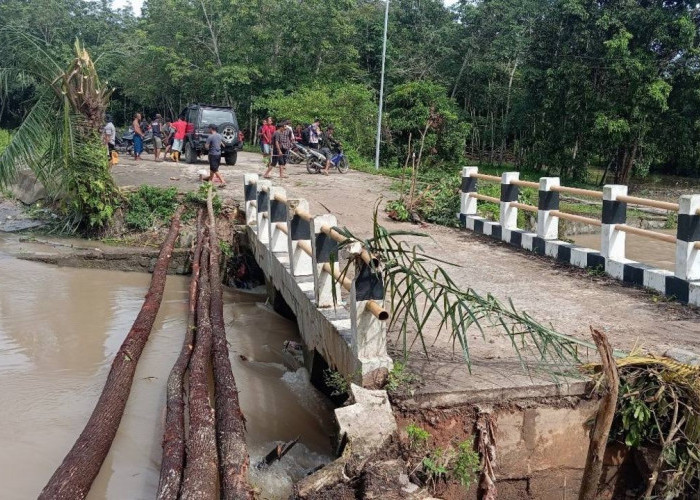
[256,179,272,245]
[601,184,628,279]
[286,199,313,277]
[243,173,258,226]
[537,177,560,240]
[347,247,393,383]
[676,196,700,304]
[268,186,288,253]
[500,172,520,240]
[459,166,478,228]
[311,214,342,308]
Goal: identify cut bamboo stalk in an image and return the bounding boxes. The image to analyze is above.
[365,300,389,321]
[322,262,353,291]
[294,207,312,222]
[39,206,185,500]
[180,241,218,500]
[207,188,254,500]
[297,240,313,256]
[319,224,378,267]
[275,222,288,234]
[157,209,205,500]
[510,179,540,189]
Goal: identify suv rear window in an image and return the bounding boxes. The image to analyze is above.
[201,109,234,127]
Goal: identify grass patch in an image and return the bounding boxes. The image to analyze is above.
[124,185,178,231]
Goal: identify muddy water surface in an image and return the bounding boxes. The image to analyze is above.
[572,228,676,271]
[0,235,334,499]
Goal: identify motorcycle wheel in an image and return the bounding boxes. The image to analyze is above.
[289,150,303,164]
[306,157,320,174]
[337,156,350,173]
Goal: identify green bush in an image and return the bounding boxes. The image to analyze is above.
[0,129,10,155]
[453,439,480,487]
[406,423,430,450]
[125,185,178,230]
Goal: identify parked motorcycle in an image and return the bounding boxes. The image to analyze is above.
[306,147,349,174]
[120,129,155,155]
[288,143,310,164]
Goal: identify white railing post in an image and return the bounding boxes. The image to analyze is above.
[268,186,288,253]
[537,177,560,240]
[601,185,628,262]
[243,173,258,226]
[676,195,700,281]
[459,167,479,227]
[500,172,519,230]
[310,214,341,308]
[286,199,313,276]
[347,252,392,383]
[255,179,272,244]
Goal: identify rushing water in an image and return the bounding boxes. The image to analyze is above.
[572,228,677,271]
[0,236,335,500]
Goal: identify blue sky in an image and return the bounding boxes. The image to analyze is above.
[112,0,459,17]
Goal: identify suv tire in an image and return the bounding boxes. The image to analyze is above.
[219,122,237,146]
[184,142,197,164]
[224,151,237,165]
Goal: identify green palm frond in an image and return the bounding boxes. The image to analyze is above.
[332,202,601,379]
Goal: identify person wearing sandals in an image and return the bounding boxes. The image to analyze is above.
[204,124,226,187]
[263,122,289,179]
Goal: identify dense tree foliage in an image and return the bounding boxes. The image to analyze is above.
[2,0,700,181]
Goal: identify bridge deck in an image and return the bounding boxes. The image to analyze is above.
[113,152,700,407]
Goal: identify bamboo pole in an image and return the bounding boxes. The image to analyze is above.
[510,179,539,189]
[469,172,501,182]
[180,241,218,500]
[275,222,288,234]
[510,201,538,213]
[319,224,378,267]
[157,209,204,500]
[549,210,602,227]
[39,206,185,500]
[616,195,679,212]
[207,188,254,499]
[550,185,604,199]
[322,262,353,290]
[614,225,676,244]
[468,193,501,204]
[294,207,312,222]
[365,300,389,321]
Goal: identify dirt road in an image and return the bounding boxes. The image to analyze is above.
[112,152,699,398]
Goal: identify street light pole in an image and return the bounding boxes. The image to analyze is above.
[374,0,389,170]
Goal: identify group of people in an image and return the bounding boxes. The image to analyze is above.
[101,113,226,186]
[257,117,340,179]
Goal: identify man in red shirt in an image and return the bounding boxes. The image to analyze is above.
[170,115,188,163]
[259,117,275,166]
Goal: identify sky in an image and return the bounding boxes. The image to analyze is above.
[111,0,459,17]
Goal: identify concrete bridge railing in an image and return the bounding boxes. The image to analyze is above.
[459,167,700,306]
[243,173,393,387]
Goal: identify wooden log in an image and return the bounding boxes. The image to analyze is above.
[578,328,620,500]
[207,188,255,499]
[180,240,219,500]
[157,209,205,499]
[38,206,185,500]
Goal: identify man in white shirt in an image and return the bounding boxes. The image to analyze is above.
[103,115,116,165]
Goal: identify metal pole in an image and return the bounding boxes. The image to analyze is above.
[374,0,389,170]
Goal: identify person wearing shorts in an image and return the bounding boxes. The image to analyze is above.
[263,122,288,179]
[170,115,187,162]
[151,114,164,162]
[205,125,226,186]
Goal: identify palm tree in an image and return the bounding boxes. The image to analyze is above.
[0,29,118,231]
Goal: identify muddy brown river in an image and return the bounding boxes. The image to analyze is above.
[572,228,676,271]
[0,237,334,499]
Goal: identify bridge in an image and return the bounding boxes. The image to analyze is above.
[232,160,700,406]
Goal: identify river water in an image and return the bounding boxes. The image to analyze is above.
[0,237,335,499]
[572,228,677,271]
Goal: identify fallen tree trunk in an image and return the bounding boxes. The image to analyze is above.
[578,328,620,500]
[180,238,219,500]
[39,206,185,500]
[207,188,254,499]
[157,209,205,499]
